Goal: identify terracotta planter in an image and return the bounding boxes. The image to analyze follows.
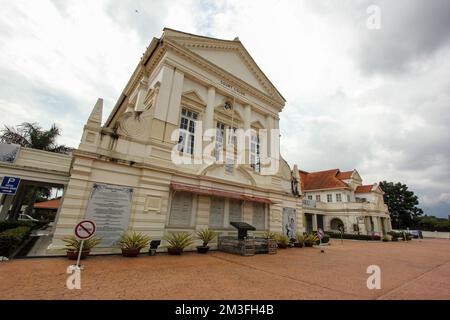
[278,243,288,249]
[66,249,90,260]
[196,246,210,254]
[121,248,141,257]
[168,247,183,255]
[304,242,314,247]
[294,242,303,248]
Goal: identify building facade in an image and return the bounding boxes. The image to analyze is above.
[50,28,303,252]
[299,169,392,235]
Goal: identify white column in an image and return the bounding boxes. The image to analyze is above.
[0,195,14,220]
[166,69,184,125]
[242,104,252,168]
[205,86,216,131]
[312,214,318,231]
[264,114,274,158]
[372,216,379,234]
[153,66,175,121]
[244,104,251,130]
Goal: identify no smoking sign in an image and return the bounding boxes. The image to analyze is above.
[75,220,96,240]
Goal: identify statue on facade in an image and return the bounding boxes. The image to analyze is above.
[291,164,301,197]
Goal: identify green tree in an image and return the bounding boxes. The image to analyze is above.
[0,122,71,154]
[379,181,423,229]
[415,215,450,232]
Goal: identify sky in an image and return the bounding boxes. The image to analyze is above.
[0,0,449,218]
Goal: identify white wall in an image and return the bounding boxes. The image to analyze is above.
[305,190,352,203]
[421,231,450,239]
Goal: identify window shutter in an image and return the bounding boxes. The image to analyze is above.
[252,202,266,230]
[209,197,225,228]
[169,192,192,226]
[229,199,242,223]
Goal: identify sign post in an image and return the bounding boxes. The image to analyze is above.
[0,176,21,195]
[73,220,96,269]
[317,228,324,246]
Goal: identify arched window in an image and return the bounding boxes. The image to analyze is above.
[330,218,344,231]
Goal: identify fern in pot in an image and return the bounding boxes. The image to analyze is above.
[196,228,217,254]
[163,232,193,255]
[119,231,151,257]
[304,233,319,247]
[62,236,101,260]
[295,232,304,248]
[276,233,290,249]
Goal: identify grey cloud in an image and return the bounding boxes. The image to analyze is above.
[356,0,450,75]
[0,68,86,147]
[105,0,169,43]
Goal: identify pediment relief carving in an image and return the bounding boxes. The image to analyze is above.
[199,163,256,187]
[117,110,151,140]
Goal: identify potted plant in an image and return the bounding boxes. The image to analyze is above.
[382,235,390,242]
[294,232,304,248]
[276,234,289,249]
[163,232,193,255]
[195,228,217,254]
[119,231,151,257]
[62,236,101,260]
[304,233,318,247]
[263,231,278,240]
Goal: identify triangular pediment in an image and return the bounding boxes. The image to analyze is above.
[182,90,206,106]
[352,170,362,181]
[190,48,267,92]
[163,28,285,105]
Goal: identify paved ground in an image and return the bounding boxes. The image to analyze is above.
[1,238,449,300]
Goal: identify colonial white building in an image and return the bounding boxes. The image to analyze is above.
[50,28,303,252]
[0,28,392,253]
[299,169,392,235]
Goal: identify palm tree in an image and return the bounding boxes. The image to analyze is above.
[0,122,72,154]
[1,122,72,220]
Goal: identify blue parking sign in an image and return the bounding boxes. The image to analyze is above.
[0,176,21,195]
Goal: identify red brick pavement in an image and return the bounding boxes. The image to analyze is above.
[1,238,449,300]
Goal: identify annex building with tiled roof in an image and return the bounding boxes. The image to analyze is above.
[299,168,392,235]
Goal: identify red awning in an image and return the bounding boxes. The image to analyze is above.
[33,198,61,210]
[170,183,273,204]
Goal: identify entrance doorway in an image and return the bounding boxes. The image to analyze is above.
[330,218,344,232]
[317,215,324,230]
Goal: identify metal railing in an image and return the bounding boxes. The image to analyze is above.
[302,199,316,208]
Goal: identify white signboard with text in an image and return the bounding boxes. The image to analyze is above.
[85,183,133,247]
